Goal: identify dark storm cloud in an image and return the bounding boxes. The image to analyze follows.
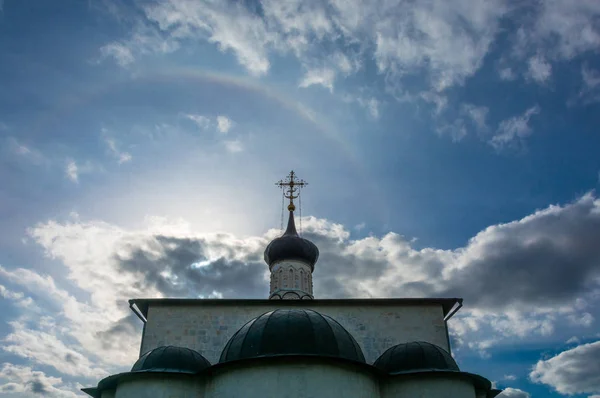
[64,353,77,365]
[110,194,600,312]
[28,379,49,394]
[437,194,600,309]
[308,194,600,312]
[305,230,446,298]
[115,235,267,298]
[95,314,141,351]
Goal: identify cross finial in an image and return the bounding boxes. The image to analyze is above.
[275,170,308,212]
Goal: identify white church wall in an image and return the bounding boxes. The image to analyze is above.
[380,374,476,398]
[115,375,206,398]
[207,360,379,398]
[140,301,448,364]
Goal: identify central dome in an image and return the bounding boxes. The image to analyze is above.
[264,211,319,269]
[219,309,365,363]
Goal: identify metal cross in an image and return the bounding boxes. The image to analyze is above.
[276,170,307,211]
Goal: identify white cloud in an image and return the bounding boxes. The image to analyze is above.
[357,97,380,119]
[104,136,132,164]
[354,222,366,232]
[437,118,467,142]
[224,140,243,153]
[332,51,360,75]
[491,105,540,149]
[499,67,516,81]
[530,341,600,395]
[101,0,510,95]
[299,67,336,92]
[566,336,580,344]
[6,138,46,166]
[527,54,552,83]
[507,2,599,87]
[420,91,448,116]
[0,363,78,397]
[0,285,34,309]
[216,115,234,134]
[184,114,238,144]
[498,387,530,398]
[526,1,600,61]
[583,65,600,90]
[502,374,517,381]
[568,312,594,327]
[579,65,600,104]
[373,0,508,91]
[461,104,489,132]
[185,114,211,130]
[342,94,381,119]
[64,159,96,183]
[98,20,180,67]
[65,159,79,183]
[3,321,106,378]
[99,43,135,67]
[145,1,272,76]
[0,256,142,372]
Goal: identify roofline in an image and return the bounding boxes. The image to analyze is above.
[128,297,463,321]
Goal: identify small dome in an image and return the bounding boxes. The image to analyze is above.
[219,309,365,363]
[374,341,459,374]
[132,346,211,374]
[264,211,319,269]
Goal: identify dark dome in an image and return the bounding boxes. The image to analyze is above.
[219,309,365,363]
[374,341,459,374]
[132,346,211,374]
[264,211,319,269]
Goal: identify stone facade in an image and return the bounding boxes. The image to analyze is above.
[139,300,450,364]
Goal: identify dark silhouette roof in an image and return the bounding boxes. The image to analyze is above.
[264,211,319,269]
[374,341,459,374]
[132,346,211,373]
[219,309,365,363]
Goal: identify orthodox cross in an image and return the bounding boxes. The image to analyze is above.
[276,170,307,212]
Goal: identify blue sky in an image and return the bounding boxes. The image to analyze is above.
[1,0,600,396]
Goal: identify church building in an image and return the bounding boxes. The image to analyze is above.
[83,171,501,398]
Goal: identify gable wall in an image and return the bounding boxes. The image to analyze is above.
[140,301,449,364]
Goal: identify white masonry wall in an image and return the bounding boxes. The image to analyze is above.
[139,300,449,364]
